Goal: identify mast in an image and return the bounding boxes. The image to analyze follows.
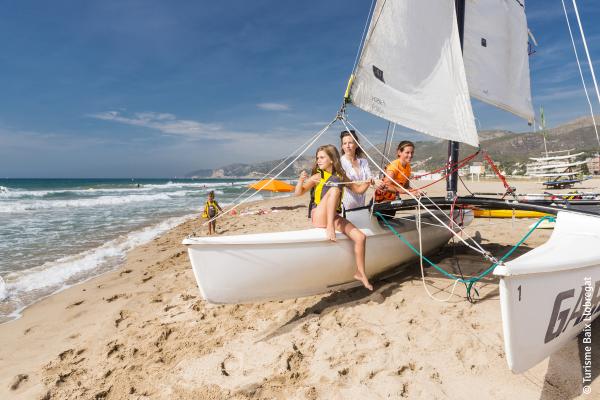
[540,106,548,157]
[447,0,466,200]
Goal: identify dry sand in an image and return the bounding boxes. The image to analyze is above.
[1,178,600,399]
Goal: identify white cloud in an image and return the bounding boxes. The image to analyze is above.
[526,6,564,23]
[88,111,256,140]
[301,121,331,127]
[534,87,586,102]
[256,102,290,111]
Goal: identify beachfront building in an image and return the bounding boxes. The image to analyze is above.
[586,155,600,175]
[470,162,485,181]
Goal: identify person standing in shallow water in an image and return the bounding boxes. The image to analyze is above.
[295,144,373,291]
[202,191,222,235]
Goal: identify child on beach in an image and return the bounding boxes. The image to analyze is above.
[202,191,223,235]
[295,144,373,291]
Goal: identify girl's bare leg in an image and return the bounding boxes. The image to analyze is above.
[334,217,373,291]
[325,188,340,241]
[311,188,341,241]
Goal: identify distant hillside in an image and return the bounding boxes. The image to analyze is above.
[186,116,600,178]
[187,157,313,178]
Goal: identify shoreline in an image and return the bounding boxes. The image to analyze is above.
[0,212,198,325]
[2,180,600,399]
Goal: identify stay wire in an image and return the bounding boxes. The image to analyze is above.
[342,117,492,258]
[340,117,491,258]
[350,0,378,75]
[571,0,600,112]
[417,201,461,302]
[199,118,336,228]
[562,0,600,150]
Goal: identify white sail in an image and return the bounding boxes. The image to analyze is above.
[348,0,479,147]
[463,0,534,123]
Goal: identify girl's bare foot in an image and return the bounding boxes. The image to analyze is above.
[354,273,373,291]
[326,227,337,242]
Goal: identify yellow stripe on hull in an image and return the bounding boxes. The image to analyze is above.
[473,209,551,218]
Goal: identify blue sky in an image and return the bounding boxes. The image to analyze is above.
[1,0,599,178]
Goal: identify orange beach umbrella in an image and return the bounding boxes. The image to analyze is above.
[248,179,295,192]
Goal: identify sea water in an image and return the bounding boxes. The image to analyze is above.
[0,178,284,323]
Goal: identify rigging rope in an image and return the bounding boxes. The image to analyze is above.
[379,122,394,170]
[411,151,480,192]
[416,202,461,302]
[482,151,516,199]
[562,0,600,150]
[200,118,336,228]
[340,117,491,258]
[376,212,557,299]
[571,0,600,112]
[342,117,489,253]
[343,118,479,195]
[350,0,377,76]
[385,123,396,169]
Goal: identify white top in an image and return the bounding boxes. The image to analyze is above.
[340,156,372,210]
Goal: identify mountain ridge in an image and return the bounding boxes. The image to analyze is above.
[186,115,600,178]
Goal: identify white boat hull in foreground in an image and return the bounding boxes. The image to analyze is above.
[183,208,472,304]
[494,211,600,373]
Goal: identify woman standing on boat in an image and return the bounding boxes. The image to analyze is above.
[339,130,376,210]
[375,140,420,202]
[295,144,373,291]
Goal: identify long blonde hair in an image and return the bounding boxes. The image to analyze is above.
[311,144,349,182]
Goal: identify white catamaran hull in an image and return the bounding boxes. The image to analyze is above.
[494,211,600,373]
[183,208,472,304]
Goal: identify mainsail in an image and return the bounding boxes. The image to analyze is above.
[463,0,534,122]
[347,0,479,147]
[347,0,535,146]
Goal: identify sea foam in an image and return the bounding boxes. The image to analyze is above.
[0,191,192,213]
[1,214,194,318]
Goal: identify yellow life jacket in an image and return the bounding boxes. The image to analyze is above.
[308,169,343,217]
[202,200,219,218]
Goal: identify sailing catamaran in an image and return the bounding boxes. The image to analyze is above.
[184,0,600,374]
[526,149,587,188]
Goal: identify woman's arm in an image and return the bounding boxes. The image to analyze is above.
[348,180,370,194]
[345,159,371,194]
[295,171,318,196]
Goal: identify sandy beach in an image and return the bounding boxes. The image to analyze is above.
[1,178,599,399]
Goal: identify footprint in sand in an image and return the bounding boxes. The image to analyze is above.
[58,349,74,361]
[9,374,28,390]
[66,300,84,309]
[106,342,123,358]
[104,293,127,303]
[23,326,36,335]
[115,310,129,327]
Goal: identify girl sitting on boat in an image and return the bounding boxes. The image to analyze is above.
[339,130,379,210]
[295,144,373,291]
[375,140,421,202]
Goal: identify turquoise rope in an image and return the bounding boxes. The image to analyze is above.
[375,212,556,288]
